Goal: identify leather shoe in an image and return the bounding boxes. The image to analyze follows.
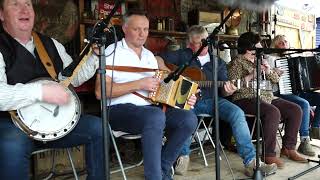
[264,156,284,169]
[280,147,308,163]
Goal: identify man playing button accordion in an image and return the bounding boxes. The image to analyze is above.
[94,10,198,180]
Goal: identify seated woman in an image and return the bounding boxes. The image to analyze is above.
[227,32,307,169]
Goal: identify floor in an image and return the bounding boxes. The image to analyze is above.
[110,141,320,180]
[67,135,320,180]
[45,133,320,180]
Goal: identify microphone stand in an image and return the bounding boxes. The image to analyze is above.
[164,8,237,180]
[218,45,320,180]
[288,155,320,180]
[84,1,123,179]
[253,48,263,180]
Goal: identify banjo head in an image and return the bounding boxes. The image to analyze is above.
[16,79,81,142]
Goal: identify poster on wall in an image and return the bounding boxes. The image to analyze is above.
[275,5,315,32]
[274,5,316,49]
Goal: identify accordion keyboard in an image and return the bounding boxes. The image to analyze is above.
[275,59,293,95]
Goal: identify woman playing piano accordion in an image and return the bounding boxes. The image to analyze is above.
[227,32,307,169]
[266,35,320,157]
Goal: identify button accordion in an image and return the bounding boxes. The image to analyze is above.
[149,70,198,110]
[275,55,320,95]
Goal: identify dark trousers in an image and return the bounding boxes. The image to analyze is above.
[234,98,302,157]
[0,114,104,180]
[108,103,197,180]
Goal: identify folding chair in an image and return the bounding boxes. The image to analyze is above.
[191,114,234,178]
[246,113,283,149]
[32,148,78,180]
[109,124,143,180]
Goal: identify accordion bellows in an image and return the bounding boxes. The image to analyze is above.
[149,71,198,110]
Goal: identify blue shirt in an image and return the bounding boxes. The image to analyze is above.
[160,48,228,99]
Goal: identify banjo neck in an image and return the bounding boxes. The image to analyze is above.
[60,49,93,87]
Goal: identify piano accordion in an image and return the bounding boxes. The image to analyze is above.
[275,55,320,95]
[149,70,198,110]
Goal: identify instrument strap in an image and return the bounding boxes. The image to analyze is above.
[32,31,58,80]
[9,32,57,134]
[106,65,158,72]
[132,92,167,112]
[106,66,168,112]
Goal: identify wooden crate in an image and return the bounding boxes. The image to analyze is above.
[33,146,86,178]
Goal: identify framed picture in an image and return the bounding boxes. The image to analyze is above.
[188,9,224,34]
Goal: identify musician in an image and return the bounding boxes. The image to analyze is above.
[228,32,306,169]
[94,11,198,180]
[0,0,103,179]
[158,25,277,177]
[267,34,320,156]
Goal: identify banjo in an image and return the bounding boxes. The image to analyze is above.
[10,32,92,142]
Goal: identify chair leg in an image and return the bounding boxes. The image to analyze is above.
[219,141,235,180]
[195,131,208,166]
[42,150,55,180]
[66,149,79,180]
[200,117,235,179]
[109,125,127,180]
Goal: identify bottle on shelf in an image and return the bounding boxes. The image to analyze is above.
[93,4,99,20]
[157,17,163,31]
[168,17,174,31]
[162,17,166,31]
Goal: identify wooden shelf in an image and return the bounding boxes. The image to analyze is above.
[81,16,122,25]
[216,34,239,42]
[149,29,187,39]
[81,18,98,25]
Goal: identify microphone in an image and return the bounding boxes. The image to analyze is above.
[91,0,124,39]
[216,0,276,11]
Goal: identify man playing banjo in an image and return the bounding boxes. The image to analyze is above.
[0,0,104,179]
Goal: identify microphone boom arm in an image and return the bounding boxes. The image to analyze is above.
[163,8,237,83]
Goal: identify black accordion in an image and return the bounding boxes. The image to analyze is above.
[275,55,320,95]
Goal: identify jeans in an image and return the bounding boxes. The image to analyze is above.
[180,97,256,165]
[108,103,197,180]
[280,92,320,135]
[299,92,320,128]
[279,94,310,136]
[0,114,104,180]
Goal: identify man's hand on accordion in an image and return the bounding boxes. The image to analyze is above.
[138,76,161,92]
[187,93,198,109]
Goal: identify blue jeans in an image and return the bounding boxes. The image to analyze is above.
[108,103,197,180]
[0,114,104,180]
[180,97,256,165]
[280,92,320,135]
[299,92,320,128]
[279,94,310,136]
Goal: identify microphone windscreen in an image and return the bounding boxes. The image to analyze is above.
[217,0,276,11]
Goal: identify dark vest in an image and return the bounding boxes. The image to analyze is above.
[0,31,64,117]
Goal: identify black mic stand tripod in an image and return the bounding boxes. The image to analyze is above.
[288,155,320,180]
[224,46,320,180]
[164,8,237,180]
[233,48,265,180]
[76,1,123,179]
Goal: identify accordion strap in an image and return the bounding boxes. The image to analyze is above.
[106,65,158,72]
[132,91,151,101]
[132,92,167,112]
[105,66,167,111]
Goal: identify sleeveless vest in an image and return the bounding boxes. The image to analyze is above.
[0,31,64,117]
